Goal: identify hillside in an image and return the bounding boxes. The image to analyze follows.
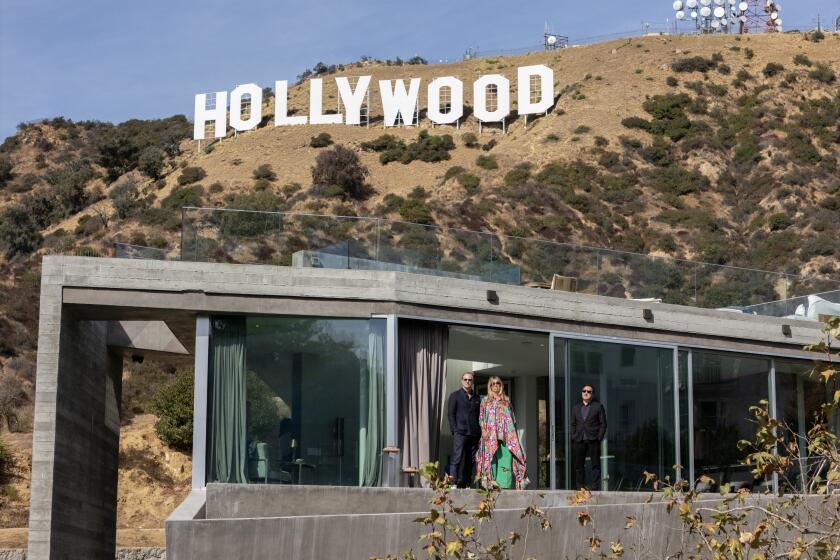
[1,32,840,543]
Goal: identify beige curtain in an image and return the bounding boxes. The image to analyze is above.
[399,321,448,472]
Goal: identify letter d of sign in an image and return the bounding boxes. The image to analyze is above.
[229,83,263,132]
[517,65,554,115]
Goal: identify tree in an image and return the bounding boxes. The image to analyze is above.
[138,146,165,179]
[0,154,13,189]
[0,204,42,259]
[311,144,369,199]
[151,370,194,451]
[109,177,140,219]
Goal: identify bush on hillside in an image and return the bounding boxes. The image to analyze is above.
[95,116,191,181]
[793,54,812,67]
[671,56,717,73]
[399,131,455,164]
[762,63,785,78]
[151,369,193,451]
[178,166,206,186]
[311,144,369,199]
[461,132,479,148]
[646,165,709,197]
[457,173,480,194]
[138,146,165,180]
[767,212,793,231]
[219,191,287,237]
[161,185,204,210]
[45,161,95,218]
[0,205,42,259]
[252,164,277,181]
[0,155,13,189]
[476,154,498,170]
[361,134,407,164]
[309,132,334,148]
[109,177,140,219]
[809,63,837,84]
[666,76,679,87]
[398,187,433,224]
[503,163,532,187]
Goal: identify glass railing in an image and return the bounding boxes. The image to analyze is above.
[178,207,840,318]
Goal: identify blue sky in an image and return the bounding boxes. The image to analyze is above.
[0,0,835,139]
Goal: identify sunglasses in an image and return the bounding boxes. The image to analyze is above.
[582,390,592,394]
[490,382,502,386]
[462,378,474,383]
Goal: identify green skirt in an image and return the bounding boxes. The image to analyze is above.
[491,441,514,489]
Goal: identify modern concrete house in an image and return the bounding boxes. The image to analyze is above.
[27,211,840,559]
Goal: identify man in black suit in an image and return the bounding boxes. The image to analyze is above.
[571,384,607,490]
[447,371,481,487]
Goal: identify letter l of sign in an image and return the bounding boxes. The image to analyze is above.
[310,78,342,125]
[275,80,307,126]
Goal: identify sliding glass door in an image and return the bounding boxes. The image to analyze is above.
[551,335,678,490]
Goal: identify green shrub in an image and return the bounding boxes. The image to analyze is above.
[735,69,753,82]
[762,63,784,78]
[95,116,191,181]
[311,145,370,199]
[621,116,650,131]
[717,64,731,75]
[151,369,194,451]
[640,93,694,141]
[400,131,455,164]
[0,155,13,190]
[309,132,333,148]
[545,133,559,142]
[0,204,41,258]
[641,137,674,167]
[109,177,140,219]
[671,56,717,73]
[0,436,11,484]
[476,154,498,170]
[44,161,95,217]
[443,166,466,182]
[161,185,204,209]
[802,235,836,259]
[666,76,679,87]
[767,212,793,231]
[503,163,531,186]
[646,165,709,196]
[573,125,591,134]
[381,193,404,213]
[809,63,837,84]
[806,30,825,43]
[457,173,480,194]
[361,134,405,153]
[461,132,479,148]
[707,84,728,96]
[209,181,224,193]
[786,129,821,165]
[178,166,206,185]
[744,48,754,60]
[733,136,762,167]
[793,54,812,67]
[481,139,497,151]
[252,164,277,181]
[138,146,165,179]
[253,178,272,191]
[398,187,433,224]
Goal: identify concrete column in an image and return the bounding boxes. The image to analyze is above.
[28,308,123,559]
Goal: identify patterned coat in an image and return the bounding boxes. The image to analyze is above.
[475,396,530,490]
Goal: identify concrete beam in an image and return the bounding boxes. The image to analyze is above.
[107,321,189,355]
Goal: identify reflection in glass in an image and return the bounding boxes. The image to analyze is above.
[555,339,676,490]
[775,359,839,493]
[692,352,770,492]
[207,316,386,486]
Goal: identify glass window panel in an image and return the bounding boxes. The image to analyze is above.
[774,359,839,493]
[206,316,386,487]
[692,351,770,492]
[555,338,676,491]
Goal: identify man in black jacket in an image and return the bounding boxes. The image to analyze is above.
[570,384,607,490]
[447,371,481,487]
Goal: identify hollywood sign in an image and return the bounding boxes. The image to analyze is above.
[193,64,554,140]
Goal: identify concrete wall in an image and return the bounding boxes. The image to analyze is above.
[168,485,835,560]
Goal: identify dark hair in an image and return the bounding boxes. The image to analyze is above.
[582,385,594,391]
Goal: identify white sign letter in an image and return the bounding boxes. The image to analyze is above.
[275,80,307,126]
[229,83,263,132]
[517,65,554,115]
[473,75,510,123]
[379,78,421,127]
[427,77,463,125]
[309,78,342,125]
[193,91,227,140]
[336,76,372,125]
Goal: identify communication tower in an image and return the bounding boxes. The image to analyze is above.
[834,14,839,32]
[544,33,569,50]
[672,0,780,34]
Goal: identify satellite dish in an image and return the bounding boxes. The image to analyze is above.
[738,1,748,11]
[714,0,723,5]
[720,17,729,26]
[728,0,736,5]
[692,10,698,18]
[775,17,782,25]
[686,0,698,7]
[714,6,725,17]
[700,6,712,16]
[739,14,747,21]
[673,0,683,10]
[776,25,782,31]
[700,0,711,6]
[676,10,686,19]
[770,11,778,19]
[711,19,721,28]
[547,35,557,45]
[775,3,781,9]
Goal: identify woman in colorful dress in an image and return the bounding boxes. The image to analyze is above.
[475,376,529,490]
